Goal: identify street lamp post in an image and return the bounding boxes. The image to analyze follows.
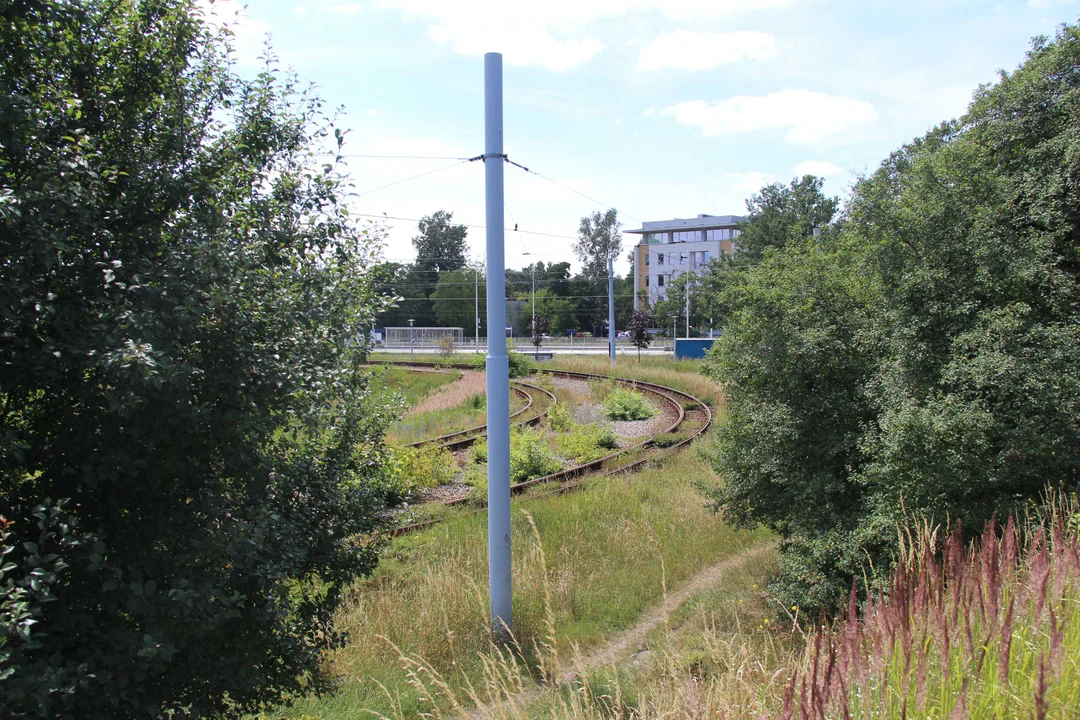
[408,318,415,359]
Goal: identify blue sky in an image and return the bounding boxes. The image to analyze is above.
[210,0,1079,274]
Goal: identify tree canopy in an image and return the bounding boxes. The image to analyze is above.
[574,209,622,279]
[701,24,1080,614]
[412,210,468,275]
[430,266,484,332]
[734,175,839,261]
[0,2,393,716]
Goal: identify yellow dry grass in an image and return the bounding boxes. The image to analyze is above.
[406,371,487,417]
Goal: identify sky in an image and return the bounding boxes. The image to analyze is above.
[207,0,1079,274]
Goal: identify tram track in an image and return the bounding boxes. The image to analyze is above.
[380,362,713,537]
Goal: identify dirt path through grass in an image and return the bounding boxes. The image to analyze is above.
[468,540,775,720]
[557,540,775,685]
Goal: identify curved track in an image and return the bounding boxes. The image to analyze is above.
[381,362,713,537]
[405,381,557,452]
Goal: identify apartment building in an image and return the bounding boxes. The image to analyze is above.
[625,214,746,309]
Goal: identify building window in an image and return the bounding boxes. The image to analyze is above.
[645,274,649,287]
[657,253,664,266]
[658,274,664,287]
[645,253,649,265]
[704,251,710,264]
[672,230,700,243]
[707,228,736,242]
[680,252,688,264]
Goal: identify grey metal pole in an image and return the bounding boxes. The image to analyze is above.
[475,267,480,353]
[632,246,639,312]
[608,256,615,367]
[484,52,512,640]
[685,277,690,339]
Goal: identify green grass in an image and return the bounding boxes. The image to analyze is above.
[370,365,460,408]
[271,448,772,719]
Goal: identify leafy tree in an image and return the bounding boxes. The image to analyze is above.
[628,309,652,360]
[574,209,622,279]
[530,314,549,358]
[412,210,468,275]
[701,24,1080,614]
[653,272,706,336]
[506,261,571,299]
[521,288,574,336]
[735,175,839,261]
[430,267,485,333]
[0,2,393,716]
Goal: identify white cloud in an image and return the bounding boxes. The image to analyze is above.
[793,160,843,177]
[726,171,774,195]
[638,30,778,72]
[665,89,877,144]
[641,107,656,116]
[364,0,804,71]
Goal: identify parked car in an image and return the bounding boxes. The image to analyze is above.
[616,331,629,339]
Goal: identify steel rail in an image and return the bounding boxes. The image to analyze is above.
[387,366,713,537]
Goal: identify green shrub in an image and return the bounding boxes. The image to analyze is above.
[509,427,562,483]
[682,401,702,411]
[465,392,486,411]
[387,445,457,499]
[467,442,487,465]
[595,425,619,449]
[506,339,533,379]
[603,387,657,421]
[545,402,573,431]
[462,465,487,488]
[554,423,620,463]
[470,341,532,378]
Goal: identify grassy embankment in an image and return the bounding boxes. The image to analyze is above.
[270,358,780,719]
[362,357,1078,720]
[384,510,1080,720]
[275,448,772,719]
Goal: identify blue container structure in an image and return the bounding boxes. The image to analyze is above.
[674,338,715,359]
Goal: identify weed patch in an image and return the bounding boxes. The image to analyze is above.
[603,386,657,421]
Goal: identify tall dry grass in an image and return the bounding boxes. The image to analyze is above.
[769,505,1080,719]
[406,371,487,416]
[544,355,724,410]
[364,499,1080,720]
[274,449,771,719]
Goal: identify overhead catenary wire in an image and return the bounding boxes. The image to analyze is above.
[500,156,641,223]
[353,159,474,198]
[315,153,476,160]
[351,213,578,241]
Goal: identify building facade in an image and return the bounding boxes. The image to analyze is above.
[625,214,746,309]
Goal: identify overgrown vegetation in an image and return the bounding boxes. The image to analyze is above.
[276,449,772,720]
[554,423,619,463]
[510,427,563,483]
[701,23,1080,614]
[603,386,657,421]
[0,2,392,717]
[382,445,457,500]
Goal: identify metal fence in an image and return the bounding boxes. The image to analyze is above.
[384,327,464,349]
